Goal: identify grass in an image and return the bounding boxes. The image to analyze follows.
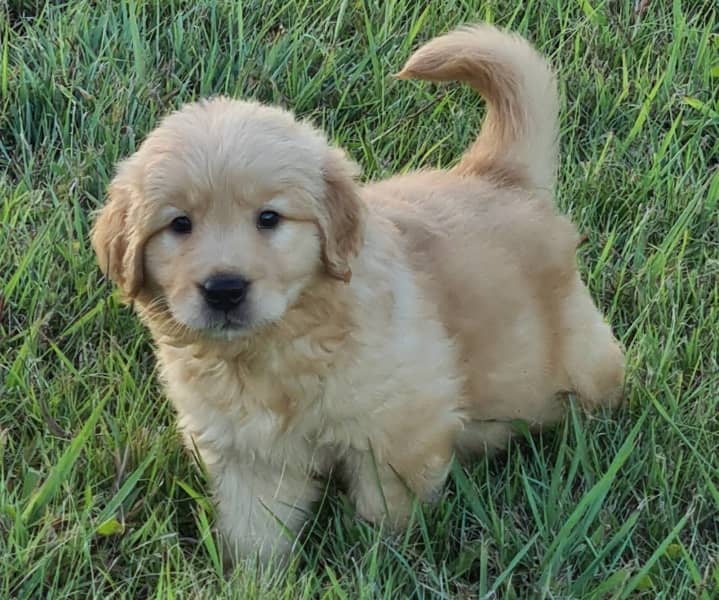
[1,0,718,597]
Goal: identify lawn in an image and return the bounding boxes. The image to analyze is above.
[1,0,718,597]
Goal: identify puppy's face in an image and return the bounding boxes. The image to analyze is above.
[92,98,364,338]
[143,173,322,335]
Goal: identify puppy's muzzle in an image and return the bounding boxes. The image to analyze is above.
[200,274,250,312]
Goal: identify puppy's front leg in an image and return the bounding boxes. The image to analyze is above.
[344,439,453,528]
[212,458,321,567]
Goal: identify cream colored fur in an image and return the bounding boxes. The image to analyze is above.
[91,24,625,567]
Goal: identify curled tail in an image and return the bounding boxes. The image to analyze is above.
[396,24,559,191]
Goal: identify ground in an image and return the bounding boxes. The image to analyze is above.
[1,0,718,598]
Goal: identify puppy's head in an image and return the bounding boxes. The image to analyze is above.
[92,98,365,338]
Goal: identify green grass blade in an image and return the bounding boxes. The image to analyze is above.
[21,393,110,524]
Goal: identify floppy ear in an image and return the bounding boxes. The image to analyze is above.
[91,179,145,299]
[318,148,366,282]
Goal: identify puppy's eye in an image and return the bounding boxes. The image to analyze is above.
[257,210,281,230]
[170,216,192,234]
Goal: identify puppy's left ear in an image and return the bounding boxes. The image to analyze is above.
[91,176,145,299]
[318,148,366,282]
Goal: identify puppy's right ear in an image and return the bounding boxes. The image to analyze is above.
[318,148,366,283]
[91,178,144,299]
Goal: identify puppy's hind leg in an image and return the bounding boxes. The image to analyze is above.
[561,276,625,409]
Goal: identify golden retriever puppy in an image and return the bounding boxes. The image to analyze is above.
[92,24,624,566]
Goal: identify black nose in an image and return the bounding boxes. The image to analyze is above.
[200,275,249,312]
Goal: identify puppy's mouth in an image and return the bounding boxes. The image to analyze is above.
[203,312,253,338]
[167,305,255,340]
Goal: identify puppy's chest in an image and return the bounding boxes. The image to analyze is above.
[159,344,335,463]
